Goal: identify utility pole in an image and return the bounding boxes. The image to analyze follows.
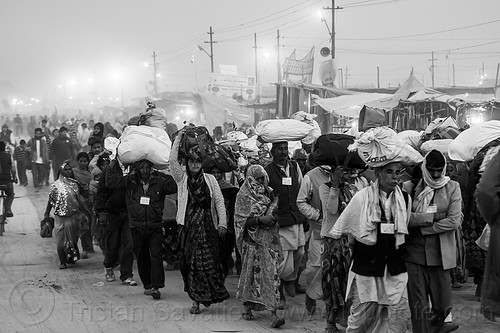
[254,33,259,102]
[453,64,456,87]
[377,66,380,89]
[429,51,437,88]
[205,26,216,73]
[482,62,486,78]
[276,29,281,84]
[494,63,499,98]
[323,0,343,59]
[338,68,343,89]
[344,66,349,88]
[152,51,158,97]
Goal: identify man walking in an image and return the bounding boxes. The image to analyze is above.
[95,159,137,286]
[106,159,177,299]
[265,142,306,305]
[0,141,17,217]
[28,128,50,190]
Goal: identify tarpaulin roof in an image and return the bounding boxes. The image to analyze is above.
[312,92,391,118]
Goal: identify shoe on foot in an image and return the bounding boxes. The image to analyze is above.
[295,282,306,294]
[305,295,317,315]
[440,322,459,333]
[105,267,115,282]
[5,210,13,218]
[150,287,161,299]
[283,280,296,297]
[122,278,137,286]
[59,263,67,269]
[270,315,285,328]
[144,288,152,296]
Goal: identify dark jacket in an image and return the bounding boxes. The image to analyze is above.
[0,151,13,183]
[265,160,305,227]
[50,135,75,165]
[105,163,177,229]
[351,191,410,277]
[94,163,127,215]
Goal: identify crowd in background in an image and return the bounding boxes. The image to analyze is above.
[1,111,499,332]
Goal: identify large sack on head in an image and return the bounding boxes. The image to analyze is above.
[358,105,387,132]
[291,111,322,145]
[117,125,171,169]
[178,125,214,160]
[350,126,423,167]
[448,120,500,162]
[420,139,453,156]
[310,133,366,168]
[397,130,423,150]
[255,119,314,143]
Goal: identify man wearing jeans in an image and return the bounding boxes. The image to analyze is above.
[95,159,136,286]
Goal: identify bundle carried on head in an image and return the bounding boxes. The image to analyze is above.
[349,126,423,167]
[255,118,315,143]
[310,133,366,168]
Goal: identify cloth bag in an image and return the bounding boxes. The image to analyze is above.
[255,119,314,143]
[350,126,423,167]
[448,120,500,162]
[311,133,366,168]
[117,125,172,169]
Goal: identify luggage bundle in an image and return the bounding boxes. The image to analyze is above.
[255,119,315,143]
[310,133,366,169]
[178,125,238,173]
[117,102,172,169]
[40,217,54,238]
[448,120,500,162]
[290,111,322,145]
[350,126,423,167]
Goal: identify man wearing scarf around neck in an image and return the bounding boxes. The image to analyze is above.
[404,150,462,333]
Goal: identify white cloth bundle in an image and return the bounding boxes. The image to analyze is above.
[420,139,453,156]
[117,125,171,169]
[255,119,314,143]
[350,126,423,167]
[448,120,500,162]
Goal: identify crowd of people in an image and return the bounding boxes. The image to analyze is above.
[1,111,499,332]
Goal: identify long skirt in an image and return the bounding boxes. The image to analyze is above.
[179,203,229,306]
[55,215,81,265]
[236,240,280,311]
[322,236,352,328]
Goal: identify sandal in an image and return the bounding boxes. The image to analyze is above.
[270,315,285,328]
[242,307,254,321]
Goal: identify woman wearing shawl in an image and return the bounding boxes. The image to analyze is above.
[403,150,462,333]
[234,165,285,328]
[170,129,230,314]
[44,160,92,269]
[330,162,411,332]
[73,152,94,258]
[320,167,368,333]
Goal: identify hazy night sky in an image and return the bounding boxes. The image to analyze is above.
[1,0,500,106]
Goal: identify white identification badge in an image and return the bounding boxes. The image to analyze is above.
[282,177,292,186]
[140,196,150,205]
[380,223,395,234]
[426,204,437,214]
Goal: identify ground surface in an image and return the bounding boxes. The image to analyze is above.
[0,183,499,333]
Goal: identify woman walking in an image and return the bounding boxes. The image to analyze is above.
[320,166,368,333]
[170,129,230,314]
[44,160,91,269]
[234,165,285,328]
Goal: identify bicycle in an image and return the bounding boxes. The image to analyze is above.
[0,184,7,236]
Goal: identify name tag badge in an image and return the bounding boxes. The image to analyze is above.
[380,223,395,234]
[426,204,437,214]
[282,177,292,186]
[140,196,150,205]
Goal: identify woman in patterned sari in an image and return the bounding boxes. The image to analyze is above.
[44,160,91,269]
[235,164,285,328]
[320,166,368,333]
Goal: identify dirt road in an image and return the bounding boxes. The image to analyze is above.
[0,184,499,333]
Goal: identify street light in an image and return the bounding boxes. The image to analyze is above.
[197,44,213,73]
